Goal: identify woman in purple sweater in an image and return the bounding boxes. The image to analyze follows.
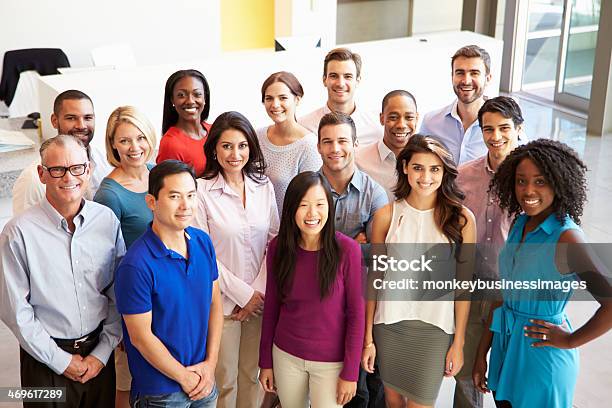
[258,171,365,407]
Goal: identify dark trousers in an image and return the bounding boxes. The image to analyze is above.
[344,366,385,408]
[20,348,115,408]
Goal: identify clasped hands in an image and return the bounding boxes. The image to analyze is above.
[63,354,104,383]
[230,291,264,322]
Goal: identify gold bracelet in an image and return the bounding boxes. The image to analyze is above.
[363,342,374,349]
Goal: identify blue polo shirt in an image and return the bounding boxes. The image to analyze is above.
[115,225,218,395]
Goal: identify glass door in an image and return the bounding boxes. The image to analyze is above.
[554,0,600,110]
[519,0,600,111]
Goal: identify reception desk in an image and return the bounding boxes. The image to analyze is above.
[38,31,502,153]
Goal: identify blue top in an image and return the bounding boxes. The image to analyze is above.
[318,167,388,239]
[93,166,153,248]
[488,213,580,408]
[419,101,486,165]
[114,226,219,395]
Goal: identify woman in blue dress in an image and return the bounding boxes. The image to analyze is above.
[471,139,612,408]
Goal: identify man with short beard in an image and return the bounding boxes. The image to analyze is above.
[12,89,112,215]
[420,45,492,165]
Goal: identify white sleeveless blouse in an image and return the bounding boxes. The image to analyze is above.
[373,199,456,334]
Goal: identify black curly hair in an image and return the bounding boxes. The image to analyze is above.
[490,138,587,225]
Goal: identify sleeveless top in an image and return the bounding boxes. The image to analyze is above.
[374,199,455,334]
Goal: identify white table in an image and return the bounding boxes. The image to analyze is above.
[38,31,502,154]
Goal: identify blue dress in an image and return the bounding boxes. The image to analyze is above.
[488,213,580,408]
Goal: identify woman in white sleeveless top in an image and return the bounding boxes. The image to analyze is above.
[362,135,476,408]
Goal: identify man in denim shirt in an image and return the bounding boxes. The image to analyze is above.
[316,111,387,408]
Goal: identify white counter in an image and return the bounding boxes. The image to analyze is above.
[38,31,502,153]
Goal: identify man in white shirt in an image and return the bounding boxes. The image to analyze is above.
[11,89,112,215]
[419,45,492,165]
[300,47,380,146]
[356,90,419,201]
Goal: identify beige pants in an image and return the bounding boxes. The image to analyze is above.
[115,347,132,392]
[272,344,343,408]
[454,300,492,408]
[215,315,263,408]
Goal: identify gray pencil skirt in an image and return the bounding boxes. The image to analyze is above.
[373,320,452,406]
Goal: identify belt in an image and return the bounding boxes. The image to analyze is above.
[490,304,565,353]
[53,323,103,355]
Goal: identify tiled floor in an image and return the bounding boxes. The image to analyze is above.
[0,95,611,407]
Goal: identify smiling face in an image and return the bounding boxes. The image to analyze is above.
[38,141,91,209]
[263,81,299,124]
[452,56,491,105]
[171,75,205,123]
[146,172,197,233]
[318,123,355,173]
[380,95,419,154]
[51,99,95,146]
[215,128,250,178]
[112,122,151,169]
[403,152,444,198]
[481,111,520,163]
[323,59,360,107]
[515,158,555,220]
[295,183,329,242]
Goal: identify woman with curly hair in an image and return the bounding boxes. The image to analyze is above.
[472,139,612,408]
[363,135,476,407]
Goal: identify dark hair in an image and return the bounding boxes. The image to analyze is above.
[162,69,211,134]
[149,160,197,199]
[477,96,524,128]
[202,111,266,183]
[394,134,467,245]
[261,71,304,102]
[323,47,362,78]
[317,111,357,143]
[490,139,587,224]
[53,90,93,116]
[273,171,340,300]
[381,89,418,113]
[451,45,491,75]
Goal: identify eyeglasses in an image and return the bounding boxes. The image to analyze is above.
[42,162,89,178]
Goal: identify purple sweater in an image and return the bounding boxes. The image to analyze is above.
[259,232,365,381]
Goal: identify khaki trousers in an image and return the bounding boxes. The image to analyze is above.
[273,344,344,408]
[215,315,263,408]
[453,300,491,408]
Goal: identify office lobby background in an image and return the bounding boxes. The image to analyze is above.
[0,1,610,407]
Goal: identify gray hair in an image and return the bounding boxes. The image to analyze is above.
[39,134,88,164]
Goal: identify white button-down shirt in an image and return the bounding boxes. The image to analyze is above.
[194,174,279,315]
[0,198,125,374]
[419,100,487,165]
[356,139,398,202]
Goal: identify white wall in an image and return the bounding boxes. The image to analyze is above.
[0,0,221,75]
[337,0,410,44]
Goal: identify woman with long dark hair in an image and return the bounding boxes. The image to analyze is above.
[257,72,322,214]
[156,69,211,177]
[472,139,612,408]
[193,111,279,408]
[363,135,476,407]
[258,171,365,407]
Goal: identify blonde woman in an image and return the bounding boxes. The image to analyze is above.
[93,105,157,407]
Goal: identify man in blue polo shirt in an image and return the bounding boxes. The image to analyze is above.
[115,160,223,407]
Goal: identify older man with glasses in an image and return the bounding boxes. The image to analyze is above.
[0,134,125,408]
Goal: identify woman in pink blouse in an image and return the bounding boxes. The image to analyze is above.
[258,171,365,407]
[194,111,279,407]
[156,69,211,177]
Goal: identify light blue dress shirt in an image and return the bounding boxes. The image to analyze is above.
[0,197,125,374]
[419,100,487,165]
